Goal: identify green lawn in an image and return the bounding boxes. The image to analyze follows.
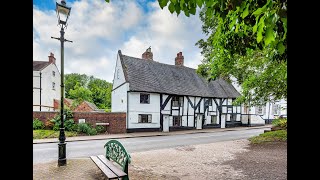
[249,130,287,144]
[33,130,78,139]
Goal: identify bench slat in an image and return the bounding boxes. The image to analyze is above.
[90,156,118,179]
[97,155,127,178]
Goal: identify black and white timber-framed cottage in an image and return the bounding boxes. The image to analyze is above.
[112,48,260,132]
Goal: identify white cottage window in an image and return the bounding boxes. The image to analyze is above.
[140,93,150,104]
[138,114,152,123]
[172,96,183,107]
[52,71,55,77]
[52,82,55,90]
[256,106,263,114]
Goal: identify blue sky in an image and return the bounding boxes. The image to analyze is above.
[33,0,205,82]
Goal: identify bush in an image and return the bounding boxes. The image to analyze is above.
[77,123,91,134]
[44,120,54,130]
[33,118,45,130]
[88,128,98,136]
[65,119,77,131]
[96,125,106,134]
[272,118,287,129]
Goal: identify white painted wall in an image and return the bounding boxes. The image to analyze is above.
[111,83,128,112]
[113,54,126,88]
[127,92,160,129]
[33,63,60,111]
[112,53,128,113]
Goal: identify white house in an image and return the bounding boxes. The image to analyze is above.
[33,52,61,111]
[112,48,261,132]
[232,81,287,124]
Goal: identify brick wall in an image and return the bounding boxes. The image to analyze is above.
[33,111,126,134]
[73,112,126,134]
[33,111,59,123]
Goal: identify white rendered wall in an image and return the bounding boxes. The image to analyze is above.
[128,92,160,129]
[111,83,128,112]
[33,63,60,111]
[112,53,128,112]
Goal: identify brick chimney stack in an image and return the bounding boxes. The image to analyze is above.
[48,52,56,64]
[142,47,153,60]
[175,52,184,66]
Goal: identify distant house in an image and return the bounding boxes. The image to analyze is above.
[74,101,99,112]
[112,48,255,133]
[33,53,60,111]
[54,98,99,112]
[232,82,287,123]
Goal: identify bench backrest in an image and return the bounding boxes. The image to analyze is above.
[104,140,131,171]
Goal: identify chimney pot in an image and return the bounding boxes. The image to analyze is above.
[175,52,184,66]
[142,47,153,60]
[48,52,56,64]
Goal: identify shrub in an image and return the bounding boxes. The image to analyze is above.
[88,128,98,136]
[96,125,106,134]
[272,118,287,129]
[33,118,45,130]
[77,123,91,134]
[44,120,54,130]
[65,119,77,131]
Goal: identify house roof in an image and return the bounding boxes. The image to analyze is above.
[84,101,98,110]
[118,50,241,98]
[33,61,51,71]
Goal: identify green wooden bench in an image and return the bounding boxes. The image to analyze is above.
[90,140,131,180]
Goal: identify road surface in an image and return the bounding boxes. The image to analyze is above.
[33,128,268,164]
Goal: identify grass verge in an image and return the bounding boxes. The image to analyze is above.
[33,130,78,139]
[249,130,287,144]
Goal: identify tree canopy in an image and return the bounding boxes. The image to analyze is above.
[65,73,112,109]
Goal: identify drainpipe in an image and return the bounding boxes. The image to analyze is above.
[40,72,42,111]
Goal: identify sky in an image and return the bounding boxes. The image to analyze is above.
[33,0,206,83]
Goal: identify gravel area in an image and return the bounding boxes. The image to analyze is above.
[223,142,287,180]
[129,139,250,180]
[33,139,287,180]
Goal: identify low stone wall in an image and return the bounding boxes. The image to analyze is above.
[33,111,126,134]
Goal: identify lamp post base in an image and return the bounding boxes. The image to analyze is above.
[58,142,67,166]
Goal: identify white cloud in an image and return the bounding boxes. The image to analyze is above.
[33,0,205,83]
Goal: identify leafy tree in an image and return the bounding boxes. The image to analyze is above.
[65,73,90,97]
[65,73,112,109]
[104,0,287,105]
[68,82,93,106]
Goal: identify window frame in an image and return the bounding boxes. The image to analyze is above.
[172,116,182,126]
[140,93,150,104]
[138,114,152,123]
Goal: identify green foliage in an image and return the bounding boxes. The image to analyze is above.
[77,123,91,134]
[65,73,112,109]
[69,82,93,103]
[249,130,287,144]
[33,118,45,130]
[77,123,97,135]
[33,130,78,139]
[96,125,106,134]
[272,118,287,129]
[194,1,287,105]
[50,110,76,131]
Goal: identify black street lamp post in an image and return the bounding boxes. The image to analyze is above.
[51,0,72,167]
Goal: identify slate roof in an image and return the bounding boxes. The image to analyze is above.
[33,61,50,71]
[118,50,241,98]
